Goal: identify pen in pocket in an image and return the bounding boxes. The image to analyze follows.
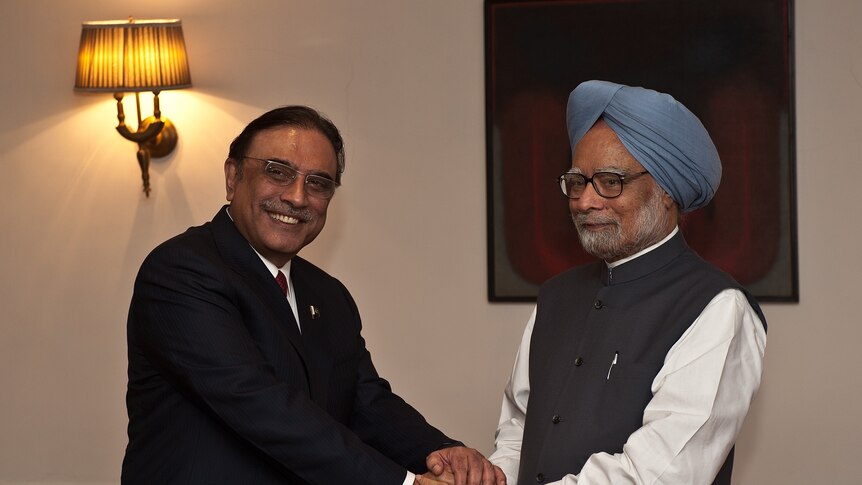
[607,351,619,380]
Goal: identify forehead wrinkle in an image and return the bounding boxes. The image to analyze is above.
[575,128,643,172]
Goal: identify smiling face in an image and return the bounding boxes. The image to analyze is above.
[225,126,338,267]
[569,119,677,262]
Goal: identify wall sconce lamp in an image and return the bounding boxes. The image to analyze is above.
[75,18,192,197]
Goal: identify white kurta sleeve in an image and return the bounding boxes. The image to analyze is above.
[489,307,537,483]
[548,288,767,485]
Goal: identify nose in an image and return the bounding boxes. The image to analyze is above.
[280,175,309,207]
[570,180,604,214]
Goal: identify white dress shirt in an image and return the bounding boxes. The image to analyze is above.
[251,251,300,330]
[489,232,767,484]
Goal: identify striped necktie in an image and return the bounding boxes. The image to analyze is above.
[275,270,288,297]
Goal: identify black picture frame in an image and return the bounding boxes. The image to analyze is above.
[485,0,797,302]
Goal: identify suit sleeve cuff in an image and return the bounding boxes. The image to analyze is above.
[437,440,464,450]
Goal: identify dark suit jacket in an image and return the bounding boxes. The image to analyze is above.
[122,207,452,484]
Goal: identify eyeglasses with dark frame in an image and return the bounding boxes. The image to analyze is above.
[243,156,340,199]
[558,170,650,199]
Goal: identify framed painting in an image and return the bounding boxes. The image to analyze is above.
[485,0,797,302]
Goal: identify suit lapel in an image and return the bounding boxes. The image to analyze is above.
[290,258,332,407]
[208,206,312,373]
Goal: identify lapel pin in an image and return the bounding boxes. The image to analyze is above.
[310,305,320,319]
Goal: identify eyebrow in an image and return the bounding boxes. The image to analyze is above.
[596,167,628,175]
[264,158,336,180]
[568,166,628,175]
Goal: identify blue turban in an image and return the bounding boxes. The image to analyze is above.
[566,80,721,213]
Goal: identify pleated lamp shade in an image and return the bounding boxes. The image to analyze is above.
[75,18,192,92]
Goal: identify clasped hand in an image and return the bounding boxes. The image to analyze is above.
[415,446,506,485]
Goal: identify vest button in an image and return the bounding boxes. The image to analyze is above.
[593,299,603,309]
[536,473,545,482]
[552,415,562,424]
[574,357,584,366]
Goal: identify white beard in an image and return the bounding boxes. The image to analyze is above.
[573,186,672,262]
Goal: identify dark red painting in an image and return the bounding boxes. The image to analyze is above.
[485,0,797,301]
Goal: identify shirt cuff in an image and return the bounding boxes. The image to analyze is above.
[403,471,416,485]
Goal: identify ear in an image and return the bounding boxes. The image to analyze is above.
[661,190,676,210]
[225,158,239,202]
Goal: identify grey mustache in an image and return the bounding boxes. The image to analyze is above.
[573,213,618,226]
[261,200,314,222]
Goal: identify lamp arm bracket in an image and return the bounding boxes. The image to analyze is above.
[116,122,164,143]
[108,91,178,197]
[112,92,165,143]
[136,147,152,197]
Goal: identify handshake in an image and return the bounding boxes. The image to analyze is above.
[414,446,506,485]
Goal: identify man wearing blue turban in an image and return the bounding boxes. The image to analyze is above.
[489,81,768,485]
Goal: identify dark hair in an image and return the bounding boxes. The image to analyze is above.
[228,105,345,183]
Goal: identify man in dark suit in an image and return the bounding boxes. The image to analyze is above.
[122,106,505,485]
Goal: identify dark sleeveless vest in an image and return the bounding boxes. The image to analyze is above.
[517,232,766,485]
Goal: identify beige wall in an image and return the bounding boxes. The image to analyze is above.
[0,0,859,483]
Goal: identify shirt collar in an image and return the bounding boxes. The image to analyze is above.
[253,250,292,279]
[607,226,679,269]
[226,206,292,277]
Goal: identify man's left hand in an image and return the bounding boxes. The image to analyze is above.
[425,446,506,485]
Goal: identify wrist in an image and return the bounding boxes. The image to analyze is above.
[436,440,463,450]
